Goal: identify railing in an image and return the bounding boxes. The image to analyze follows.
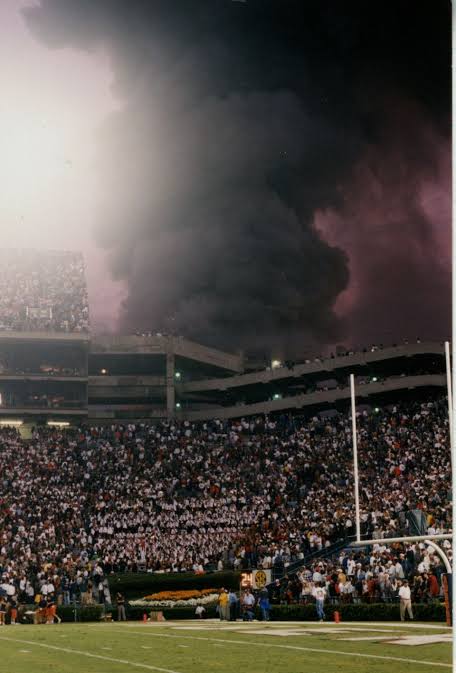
[270,536,357,583]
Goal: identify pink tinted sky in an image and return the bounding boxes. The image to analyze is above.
[0,0,126,332]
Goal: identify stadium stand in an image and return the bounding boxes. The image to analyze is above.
[0,249,89,334]
[0,397,450,605]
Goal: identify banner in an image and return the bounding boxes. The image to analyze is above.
[240,569,272,590]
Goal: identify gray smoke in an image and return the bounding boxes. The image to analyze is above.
[23,1,450,353]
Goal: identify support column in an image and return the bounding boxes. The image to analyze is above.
[166,352,175,418]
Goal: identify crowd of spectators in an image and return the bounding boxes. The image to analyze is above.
[0,397,450,608]
[271,542,447,607]
[0,249,89,334]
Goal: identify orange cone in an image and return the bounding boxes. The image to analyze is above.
[334,611,340,623]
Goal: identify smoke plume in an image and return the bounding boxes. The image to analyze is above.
[23,0,451,353]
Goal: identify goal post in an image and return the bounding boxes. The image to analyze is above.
[349,373,361,543]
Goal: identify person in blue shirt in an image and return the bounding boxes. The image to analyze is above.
[228,590,238,621]
[258,588,271,621]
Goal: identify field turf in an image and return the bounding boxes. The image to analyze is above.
[0,620,451,673]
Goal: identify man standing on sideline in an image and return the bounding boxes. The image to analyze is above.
[228,589,238,621]
[218,588,230,621]
[398,580,413,621]
[241,589,256,621]
[312,583,327,622]
[116,592,127,621]
[258,587,271,621]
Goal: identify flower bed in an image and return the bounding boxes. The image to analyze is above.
[109,571,240,599]
[130,588,221,608]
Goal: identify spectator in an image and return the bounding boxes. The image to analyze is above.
[258,588,271,621]
[218,589,229,621]
[399,580,414,621]
[0,396,450,607]
[0,249,89,334]
[116,593,126,622]
[312,583,327,622]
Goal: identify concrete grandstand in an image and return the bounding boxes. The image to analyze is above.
[0,249,448,424]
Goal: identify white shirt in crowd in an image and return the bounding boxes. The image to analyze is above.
[41,582,55,596]
[312,587,327,601]
[398,585,411,601]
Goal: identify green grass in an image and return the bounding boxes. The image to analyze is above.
[0,620,451,673]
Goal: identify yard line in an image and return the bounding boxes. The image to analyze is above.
[115,628,451,669]
[0,636,185,673]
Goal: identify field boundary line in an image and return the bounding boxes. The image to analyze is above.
[116,627,451,668]
[0,636,185,673]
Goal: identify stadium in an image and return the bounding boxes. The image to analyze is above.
[0,1,452,672]
[0,248,452,673]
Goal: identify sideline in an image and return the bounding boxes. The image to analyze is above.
[0,636,185,673]
[113,626,451,668]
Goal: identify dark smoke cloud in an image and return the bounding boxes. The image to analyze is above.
[23,0,450,353]
[315,98,451,347]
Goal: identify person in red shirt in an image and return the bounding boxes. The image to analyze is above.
[428,571,440,601]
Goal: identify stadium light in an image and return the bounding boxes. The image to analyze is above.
[0,419,23,426]
[374,407,380,413]
[273,393,282,400]
[175,402,181,409]
[175,371,181,379]
[271,359,282,369]
[100,368,108,375]
[372,376,378,382]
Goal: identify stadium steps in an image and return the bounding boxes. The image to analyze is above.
[271,536,356,583]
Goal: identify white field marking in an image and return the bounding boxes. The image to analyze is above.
[241,629,402,637]
[141,646,152,649]
[341,636,397,642]
[19,649,31,653]
[116,620,451,631]
[177,645,189,648]
[298,627,408,634]
[0,636,185,673]
[114,628,451,668]
[245,630,309,637]
[386,634,453,647]
[340,634,453,646]
[170,625,421,636]
[101,647,112,650]
[171,626,243,631]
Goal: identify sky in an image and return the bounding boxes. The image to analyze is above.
[0,0,125,332]
[0,0,451,354]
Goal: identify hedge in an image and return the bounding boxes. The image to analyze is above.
[120,602,445,623]
[36,601,444,623]
[109,571,241,598]
[56,605,105,622]
[268,602,446,622]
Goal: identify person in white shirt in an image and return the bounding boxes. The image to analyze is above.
[41,581,55,597]
[312,584,327,622]
[398,580,413,621]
